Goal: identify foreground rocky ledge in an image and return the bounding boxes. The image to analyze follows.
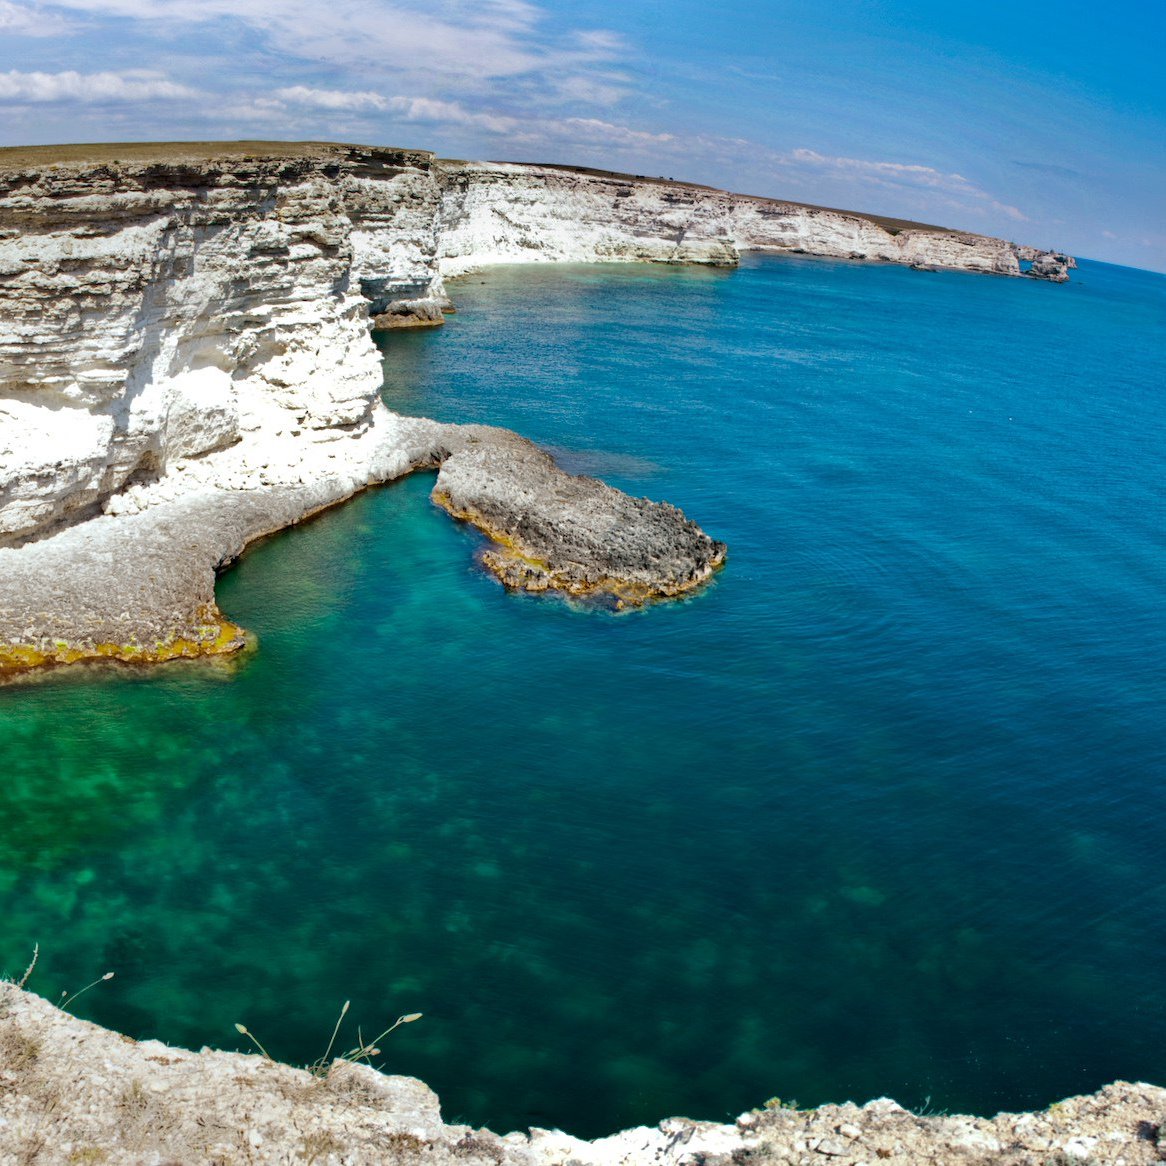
[1,985,1162,1166]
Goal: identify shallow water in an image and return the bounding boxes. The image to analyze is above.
[2,254,1165,1135]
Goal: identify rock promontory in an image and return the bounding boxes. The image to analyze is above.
[432,426,726,606]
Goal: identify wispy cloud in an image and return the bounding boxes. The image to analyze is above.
[0,68,195,102]
[786,148,1028,222]
[384,96,520,135]
[34,0,626,101]
[559,117,673,146]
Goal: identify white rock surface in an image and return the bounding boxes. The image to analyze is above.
[0,144,439,549]
[437,161,740,273]
[1,983,1163,1166]
[435,161,1032,278]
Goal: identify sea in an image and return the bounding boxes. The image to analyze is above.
[1,253,1164,1137]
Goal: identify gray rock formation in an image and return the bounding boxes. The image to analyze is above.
[432,426,726,606]
[2,984,1163,1165]
[1016,244,1076,281]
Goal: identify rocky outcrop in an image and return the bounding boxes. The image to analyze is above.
[1016,244,1076,282]
[0,140,1072,673]
[432,426,726,606]
[2,983,1163,1166]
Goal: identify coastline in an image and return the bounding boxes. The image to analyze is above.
[0,141,1069,677]
[2,982,1162,1165]
[2,143,1161,1159]
[0,413,724,676]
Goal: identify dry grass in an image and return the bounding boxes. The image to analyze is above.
[4,140,960,235]
[0,140,423,172]
[0,1025,42,1076]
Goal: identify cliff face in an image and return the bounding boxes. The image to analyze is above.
[436,161,740,272]
[0,145,442,549]
[436,161,1039,279]
[0,141,1072,554]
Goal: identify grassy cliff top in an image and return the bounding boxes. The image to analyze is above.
[0,140,429,171]
[0,140,958,236]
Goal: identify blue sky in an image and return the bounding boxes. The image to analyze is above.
[1,0,1162,271]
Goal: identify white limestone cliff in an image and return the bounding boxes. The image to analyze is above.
[435,160,1042,279]
[0,144,440,550]
[0,140,1073,664]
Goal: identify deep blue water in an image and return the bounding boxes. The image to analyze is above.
[2,254,1165,1136]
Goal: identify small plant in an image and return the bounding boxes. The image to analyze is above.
[60,971,115,1010]
[15,944,38,988]
[763,1097,800,1111]
[233,1022,274,1061]
[337,1011,423,1068]
[233,1005,423,1075]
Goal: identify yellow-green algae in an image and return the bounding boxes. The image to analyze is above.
[431,489,725,609]
[0,606,249,677]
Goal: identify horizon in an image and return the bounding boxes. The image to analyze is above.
[0,0,1163,274]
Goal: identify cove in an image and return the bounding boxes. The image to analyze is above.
[1,253,1165,1139]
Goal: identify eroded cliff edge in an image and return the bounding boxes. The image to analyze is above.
[2,984,1164,1166]
[0,140,1069,670]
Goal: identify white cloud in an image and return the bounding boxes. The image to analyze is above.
[253,88,524,134]
[0,68,195,102]
[275,85,388,112]
[38,0,625,95]
[550,73,630,107]
[384,96,519,134]
[559,117,673,146]
[0,0,77,34]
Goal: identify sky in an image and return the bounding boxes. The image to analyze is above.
[1,0,1163,271]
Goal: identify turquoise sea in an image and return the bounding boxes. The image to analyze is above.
[2,254,1165,1135]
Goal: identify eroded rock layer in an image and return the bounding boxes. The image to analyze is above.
[1,984,1162,1166]
[435,160,1069,280]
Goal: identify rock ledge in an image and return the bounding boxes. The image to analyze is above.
[2,984,1163,1166]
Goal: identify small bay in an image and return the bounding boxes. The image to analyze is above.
[1,253,1165,1136]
